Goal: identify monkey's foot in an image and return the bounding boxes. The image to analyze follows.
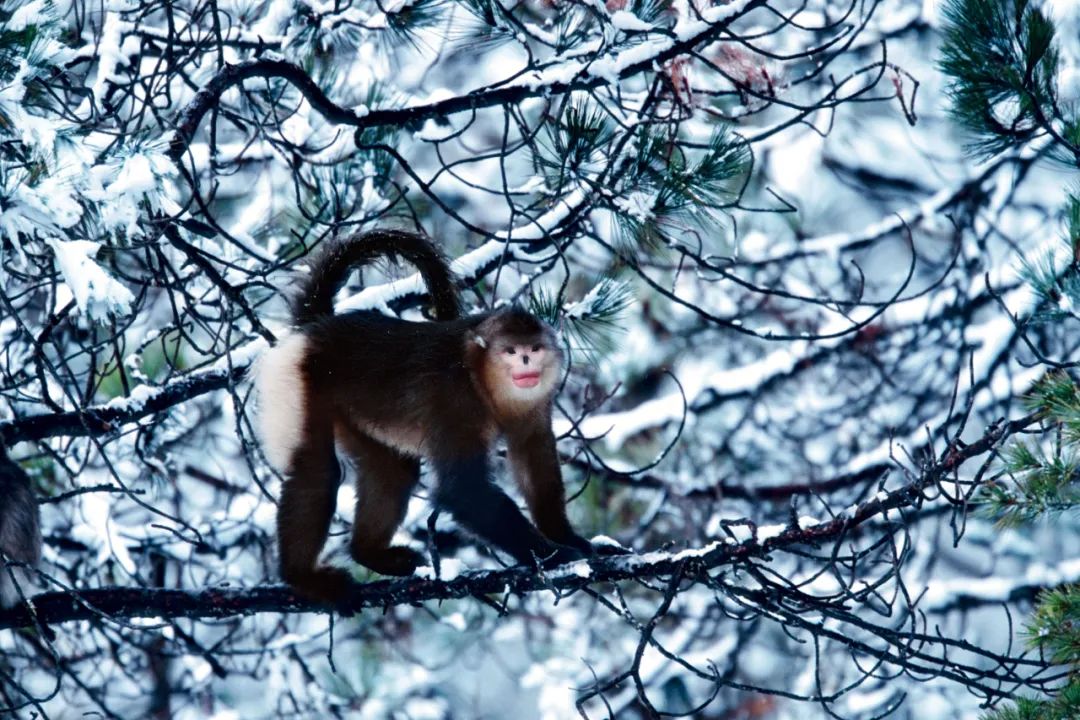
[352,545,425,576]
[283,566,355,607]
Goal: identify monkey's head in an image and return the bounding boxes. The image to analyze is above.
[474,308,563,414]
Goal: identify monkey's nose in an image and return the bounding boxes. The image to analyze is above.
[522,355,530,365]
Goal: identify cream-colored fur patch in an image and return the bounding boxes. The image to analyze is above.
[356,421,427,458]
[254,334,309,472]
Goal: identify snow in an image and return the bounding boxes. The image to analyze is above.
[522,60,585,89]
[923,558,1080,611]
[673,0,755,41]
[5,0,52,31]
[613,190,656,222]
[757,523,786,542]
[415,558,464,581]
[47,239,134,320]
[337,188,588,315]
[0,177,83,254]
[588,37,675,85]
[107,153,164,196]
[561,340,815,447]
[610,11,654,32]
[89,13,138,107]
[562,388,687,450]
[102,383,159,412]
[71,488,137,576]
[567,561,591,578]
[4,2,1079,719]
[590,535,628,551]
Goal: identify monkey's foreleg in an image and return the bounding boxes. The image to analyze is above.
[434,454,584,567]
[507,432,594,556]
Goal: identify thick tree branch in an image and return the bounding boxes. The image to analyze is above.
[0,409,1038,630]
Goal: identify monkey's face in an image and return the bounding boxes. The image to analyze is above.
[488,336,561,405]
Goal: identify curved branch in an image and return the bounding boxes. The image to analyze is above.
[167,2,765,162]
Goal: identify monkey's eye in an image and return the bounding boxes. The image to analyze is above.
[531,344,542,352]
[504,347,516,355]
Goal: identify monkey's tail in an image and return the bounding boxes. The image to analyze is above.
[293,229,463,325]
[0,445,41,608]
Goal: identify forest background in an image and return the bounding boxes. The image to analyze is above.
[2,0,1080,718]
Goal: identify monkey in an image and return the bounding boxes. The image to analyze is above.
[0,444,41,608]
[255,229,596,603]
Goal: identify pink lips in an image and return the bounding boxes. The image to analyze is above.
[512,372,542,388]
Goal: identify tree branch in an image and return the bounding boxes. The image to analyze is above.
[0,409,1038,630]
[167,3,764,162]
[0,365,246,446]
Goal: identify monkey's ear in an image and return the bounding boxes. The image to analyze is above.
[470,333,488,349]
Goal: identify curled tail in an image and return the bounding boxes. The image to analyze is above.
[293,229,462,325]
[0,445,41,608]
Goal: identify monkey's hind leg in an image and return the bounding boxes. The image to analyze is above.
[277,418,353,604]
[337,424,424,576]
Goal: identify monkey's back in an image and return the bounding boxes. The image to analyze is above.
[299,311,492,454]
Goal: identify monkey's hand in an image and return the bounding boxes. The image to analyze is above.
[351,545,425,577]
[285,566,360,615]
[562,533,598,556]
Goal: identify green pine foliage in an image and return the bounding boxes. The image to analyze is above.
[981,374,1080,526]
[530,277,633,363]
[534,96,750,254]
[452,0,521,53]
[1028,585,1080,668]
[537,99,617,191]
[1015,193,1080,324]
[941,5,1080,716]
[982,691,1080,720]
[286,0,446,59]
[0,2,63,109]
[977,374,1080,720]
[610,125,750,251]
[939,0,1063,158]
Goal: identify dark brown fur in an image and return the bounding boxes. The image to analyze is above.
[265,231,591,603]
[0,445,41,608]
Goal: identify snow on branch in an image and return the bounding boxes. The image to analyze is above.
[0,188,592,445]
[743,146,1037,266]
[0,363,248,446]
